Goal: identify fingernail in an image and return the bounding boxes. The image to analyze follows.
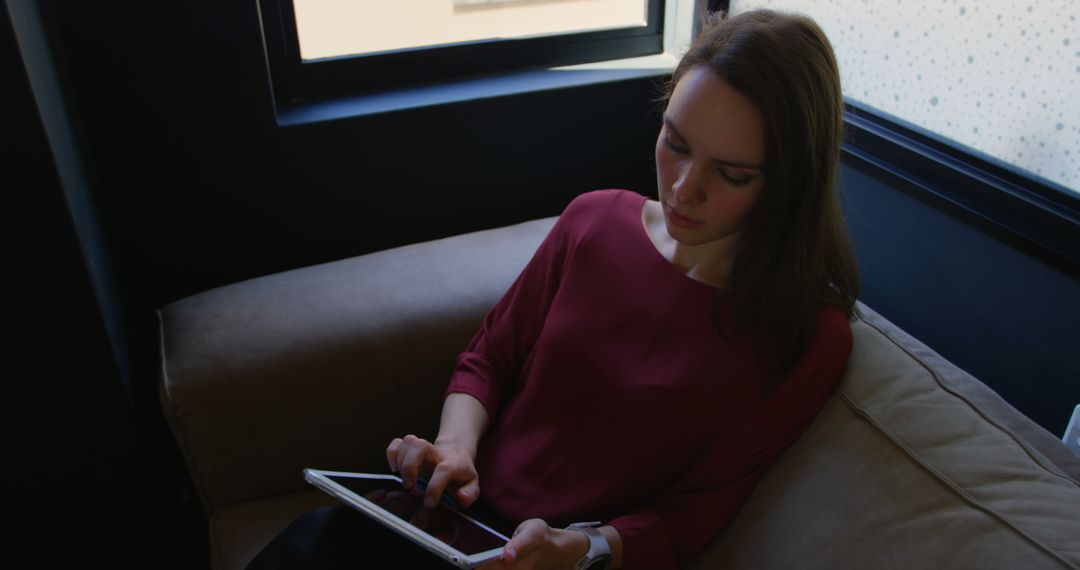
[507,548,517,560]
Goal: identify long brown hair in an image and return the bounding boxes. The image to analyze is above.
[662,9,859,391]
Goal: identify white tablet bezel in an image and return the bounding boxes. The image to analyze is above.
[303,468,509,568]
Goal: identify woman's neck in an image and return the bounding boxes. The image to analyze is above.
[642,199,739,289]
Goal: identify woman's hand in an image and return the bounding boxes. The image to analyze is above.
[385,434,480,510]
[477,519,589,570]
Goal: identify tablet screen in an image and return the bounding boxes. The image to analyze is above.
[325,474,508,557]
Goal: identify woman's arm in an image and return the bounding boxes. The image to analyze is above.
[388,208,576,509]
[434,392,490,460]
[391,194,600,560]
[609,310,853,569]
[387,392,490,509]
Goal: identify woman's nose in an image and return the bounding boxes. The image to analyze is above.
[673,164,704,204]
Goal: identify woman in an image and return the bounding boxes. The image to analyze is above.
[251,8,858,570]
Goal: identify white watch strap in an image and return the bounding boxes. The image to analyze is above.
[567,523,611,569]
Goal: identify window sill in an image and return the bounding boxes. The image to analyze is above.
[275,52,678,127]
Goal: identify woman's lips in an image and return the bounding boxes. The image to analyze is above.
[665,203,704,229]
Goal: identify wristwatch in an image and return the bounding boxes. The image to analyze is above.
[566,521,612,570]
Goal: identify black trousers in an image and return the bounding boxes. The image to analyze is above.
[247,502,517,569]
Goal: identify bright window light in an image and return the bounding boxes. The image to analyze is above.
[292,0,650,61]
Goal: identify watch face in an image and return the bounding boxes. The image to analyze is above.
[583,555,612,570]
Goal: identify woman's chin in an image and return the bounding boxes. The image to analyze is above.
[665,222,741,248]
[665,224,708,246]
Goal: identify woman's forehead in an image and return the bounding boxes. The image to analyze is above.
[666,66,766,168]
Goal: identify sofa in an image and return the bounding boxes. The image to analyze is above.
[158,213,1080,570]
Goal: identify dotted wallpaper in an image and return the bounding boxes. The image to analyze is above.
[730,0,1080,193]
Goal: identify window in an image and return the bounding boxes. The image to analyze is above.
[294,0,652,62]
[730,0,1079,264]
[732,0,1079,195]
[259,0,666,104]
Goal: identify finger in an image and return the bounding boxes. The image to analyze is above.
[386,438,403,472]
[394,434,419,475]
[456,477,480,509]
[392,436,410,474]
[400,438,432,490]
[504,519,547,563]
[423,462,456,509]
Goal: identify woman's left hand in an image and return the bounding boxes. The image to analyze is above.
[477,518,589,570]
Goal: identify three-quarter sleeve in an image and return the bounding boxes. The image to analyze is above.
[445,198,585,418]
[609,309,854,569]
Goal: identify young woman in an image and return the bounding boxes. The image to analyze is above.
[250,8,858,570]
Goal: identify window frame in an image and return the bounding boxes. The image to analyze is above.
[842,102,1080,271]
[257,0,666,105]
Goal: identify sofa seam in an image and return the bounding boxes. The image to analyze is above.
[856,314,1079,487]
[158,309,217,515]
[834,388,1078,570]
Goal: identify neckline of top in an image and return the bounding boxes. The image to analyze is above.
[631,193,722,293]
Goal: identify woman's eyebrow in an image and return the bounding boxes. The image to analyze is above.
[663,115,766,171]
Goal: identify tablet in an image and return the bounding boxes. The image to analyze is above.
[303,469,509,568]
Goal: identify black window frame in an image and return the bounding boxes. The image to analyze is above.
[257,0,666,105]
[842,102,1080,271]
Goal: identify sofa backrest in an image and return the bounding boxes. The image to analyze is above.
[159,217,558,514]
[690,303,1080,569]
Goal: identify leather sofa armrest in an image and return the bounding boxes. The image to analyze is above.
[158,218,556,515]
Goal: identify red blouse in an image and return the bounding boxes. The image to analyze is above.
[446,189,852,569]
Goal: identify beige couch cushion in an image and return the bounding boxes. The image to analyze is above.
[690,303,1080,570]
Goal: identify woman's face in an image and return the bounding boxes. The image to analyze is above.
[655,65,766,247]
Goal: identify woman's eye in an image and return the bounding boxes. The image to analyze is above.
[664,136,688,154]
[720,171,754,187]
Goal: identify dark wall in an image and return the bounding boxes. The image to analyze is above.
[3,3,186,566]
[841,157,1080,436]
[53,1,662,305]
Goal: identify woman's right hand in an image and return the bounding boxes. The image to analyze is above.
[386,434,481,510]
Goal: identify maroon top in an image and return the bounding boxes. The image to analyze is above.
[446,189,852,569]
